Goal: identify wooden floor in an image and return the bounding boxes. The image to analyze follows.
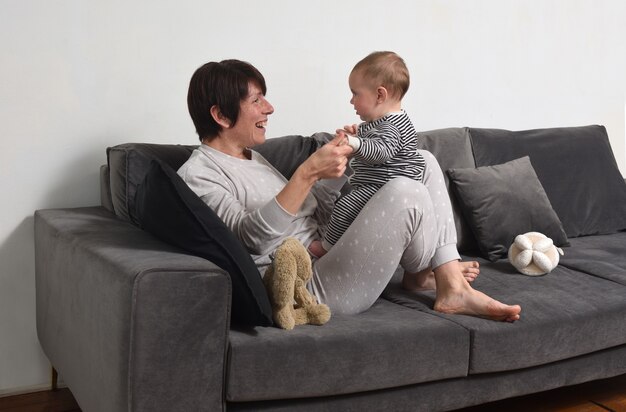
[457,373,626,412]
[1,373,625,412]
[0,388,80,412]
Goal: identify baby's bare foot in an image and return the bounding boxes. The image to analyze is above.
[308,240,327,258]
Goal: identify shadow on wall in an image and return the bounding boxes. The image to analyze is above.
[0,215,51,393]
[0,144,107,393]
[40,148,104,210]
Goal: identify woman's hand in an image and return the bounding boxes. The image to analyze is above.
[336,126,361,153]
[303,134,353,180]
[275,134,352,215]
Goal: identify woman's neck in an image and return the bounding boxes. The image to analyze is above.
[202,136,250,160]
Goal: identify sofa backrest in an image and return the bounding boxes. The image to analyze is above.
[467,125,626,238]
[100,129,502,254]
[102,125,626,255]
[104,134,328,225]
[416,127,478,252]
[413,125,626,251]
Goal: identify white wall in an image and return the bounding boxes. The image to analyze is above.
[1,0,625,395]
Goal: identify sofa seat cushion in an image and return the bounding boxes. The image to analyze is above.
[383,261,626,375]
[225,299,470,402]
[559,231,626,285]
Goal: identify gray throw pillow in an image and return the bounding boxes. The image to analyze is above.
[447,156,568,261]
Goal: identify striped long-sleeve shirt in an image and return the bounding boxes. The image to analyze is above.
[349,110,424,188]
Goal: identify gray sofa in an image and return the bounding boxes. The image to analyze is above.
[35,126,626,412]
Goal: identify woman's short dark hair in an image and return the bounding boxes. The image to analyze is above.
[187,59,267,141]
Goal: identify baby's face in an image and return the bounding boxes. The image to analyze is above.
[348,70,380,122]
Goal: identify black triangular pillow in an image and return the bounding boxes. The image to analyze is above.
[134,159,272,327]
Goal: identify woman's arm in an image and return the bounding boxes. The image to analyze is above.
[180,163,291,255]
[275,134,352,214]
[179,136,351,255]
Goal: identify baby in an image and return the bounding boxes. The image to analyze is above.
[309,51,425,258]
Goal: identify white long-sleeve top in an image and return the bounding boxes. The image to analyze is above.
[177,144,343,273]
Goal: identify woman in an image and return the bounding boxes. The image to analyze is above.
[178,59,521,322]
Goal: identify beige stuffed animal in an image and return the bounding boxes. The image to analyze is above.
[263,237,331,330]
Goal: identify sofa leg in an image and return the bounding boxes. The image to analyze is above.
[51,367,58,391]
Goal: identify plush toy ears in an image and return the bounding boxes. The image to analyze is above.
[508,232,564,276]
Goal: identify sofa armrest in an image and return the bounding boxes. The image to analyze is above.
[35,207,230,412]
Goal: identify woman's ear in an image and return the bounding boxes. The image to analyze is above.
[210,105,232,128]
[376,86,388,104]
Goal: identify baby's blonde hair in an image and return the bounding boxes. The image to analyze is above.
[352,51,410,99]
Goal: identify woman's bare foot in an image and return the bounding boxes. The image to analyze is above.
[433,261,521,322]
[308,240,327,258]
[434,287,521,322]
[402,261,479,291]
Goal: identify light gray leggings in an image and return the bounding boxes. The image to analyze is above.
[310,150,459,315]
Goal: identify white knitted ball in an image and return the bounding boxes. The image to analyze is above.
[507,232,564,276]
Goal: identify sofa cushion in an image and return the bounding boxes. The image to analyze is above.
[134,159,273,327]
[559,231,626,286]
[468,125,626,238]
[383,258,626,375]
[447,156,568,261]
[107,143,196,223]
[255,133,325,179]
[417,127,478,252]
[225,299,470,402]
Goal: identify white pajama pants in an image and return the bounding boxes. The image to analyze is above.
[310,150,460,315]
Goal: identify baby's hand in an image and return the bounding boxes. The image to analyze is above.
[342,124,358,136]
[335,129,359,152]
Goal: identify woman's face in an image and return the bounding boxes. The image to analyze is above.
[229,81,274,148]
[348,70,379,122]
